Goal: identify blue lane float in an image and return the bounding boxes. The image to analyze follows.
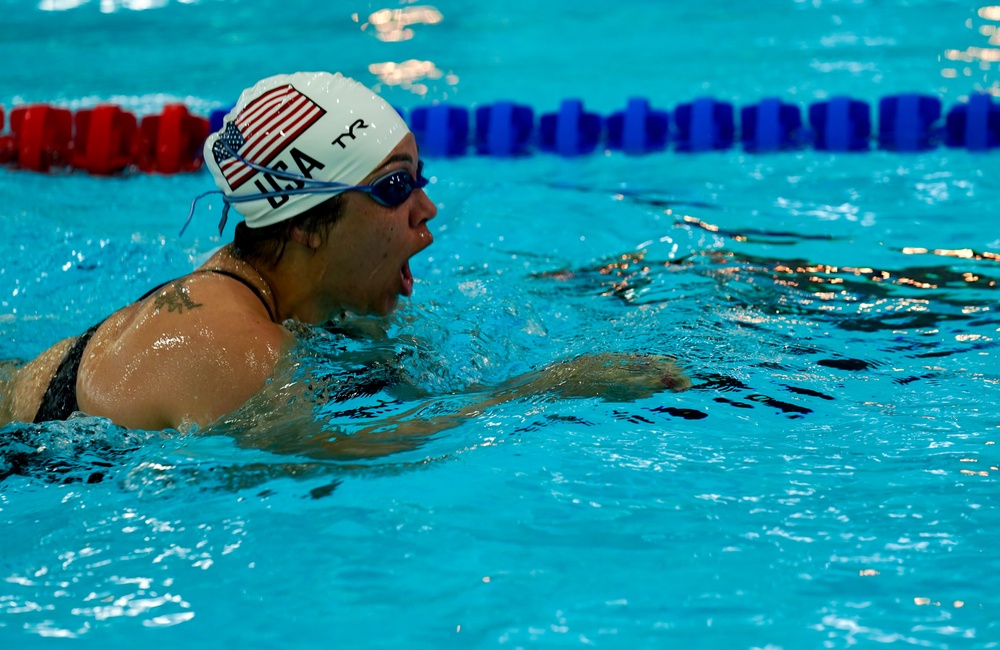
[740,98,805,152]
[209,106,232,135]
[606,98,670,155]
[539,99,602,157]
[945,93,1000,151]
[474,101,534,156]
[878,94,941,151]
[409,103,469,157]
[809,96,871,152]
[674,97,735,152]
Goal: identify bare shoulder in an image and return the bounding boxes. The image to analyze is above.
[79,273,294,431]
[153,272,284,340]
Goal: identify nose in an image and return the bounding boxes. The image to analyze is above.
[409,187,437,229]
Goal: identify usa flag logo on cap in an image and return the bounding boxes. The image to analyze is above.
[212,84,326,191]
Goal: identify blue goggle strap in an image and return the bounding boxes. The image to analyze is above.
[181,138,382,237]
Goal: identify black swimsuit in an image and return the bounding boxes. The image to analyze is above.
[32,269,275,423]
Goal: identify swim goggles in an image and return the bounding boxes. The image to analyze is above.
[360,161,429,207]
[182,139,429,236]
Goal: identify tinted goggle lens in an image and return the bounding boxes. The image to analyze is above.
[367,161,428,207]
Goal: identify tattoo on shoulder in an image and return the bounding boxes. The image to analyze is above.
[154,281,203,314]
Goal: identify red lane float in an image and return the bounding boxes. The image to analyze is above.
[10,104,73,172]
[72,105,137,175]
[0,102,209,175]
[136,103,209,174]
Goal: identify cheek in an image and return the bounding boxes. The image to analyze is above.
[375,219,401,252]
[350,222,397,276]
[339,211,404,270]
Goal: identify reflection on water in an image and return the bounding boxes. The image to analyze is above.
[945,46,1000,63]
[38,0,89,10]
[355,5,443,43]
[38,0,196,11]
[368,60,459,96]
[539,233,997,305]
[942,5,1000,92]
[359,4,456,96]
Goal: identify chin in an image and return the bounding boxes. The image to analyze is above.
[366,295,398,317]
[380,297,400,315]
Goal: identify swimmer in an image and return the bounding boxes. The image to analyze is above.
[1,72,435,431]
[0,71,689,444]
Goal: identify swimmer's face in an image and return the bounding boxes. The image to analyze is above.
[316,133,436,317]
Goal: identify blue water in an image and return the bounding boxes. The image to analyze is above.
[2,0,1000,647]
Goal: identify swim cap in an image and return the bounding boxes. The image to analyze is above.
[203,71,409,228]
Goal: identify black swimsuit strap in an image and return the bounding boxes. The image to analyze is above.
[137,269,277,323]
[195,269,277,323]
[32,322,103,423]
[137,280,170,302]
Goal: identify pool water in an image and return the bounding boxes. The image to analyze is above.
[2,0,999,647]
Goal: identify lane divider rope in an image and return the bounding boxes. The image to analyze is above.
[0,92,996,176]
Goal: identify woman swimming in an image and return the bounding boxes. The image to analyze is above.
[1,72,434,431]
[0,71,687,445]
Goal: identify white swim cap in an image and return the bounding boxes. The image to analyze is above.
[203,71,409,228]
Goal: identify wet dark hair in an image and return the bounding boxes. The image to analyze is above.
[231,194,346,268]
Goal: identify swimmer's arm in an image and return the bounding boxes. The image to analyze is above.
[499,353,693,399]
[223,353,690,459]
[363,353,693,438]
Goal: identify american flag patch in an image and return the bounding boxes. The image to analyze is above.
[212,84,326,191]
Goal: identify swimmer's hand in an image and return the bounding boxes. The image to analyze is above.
[517,352,691,402]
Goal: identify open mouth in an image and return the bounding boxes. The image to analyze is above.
[400,260,414,297]
[399,233,432,299]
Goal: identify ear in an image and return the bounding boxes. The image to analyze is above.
[289,226,322,250]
